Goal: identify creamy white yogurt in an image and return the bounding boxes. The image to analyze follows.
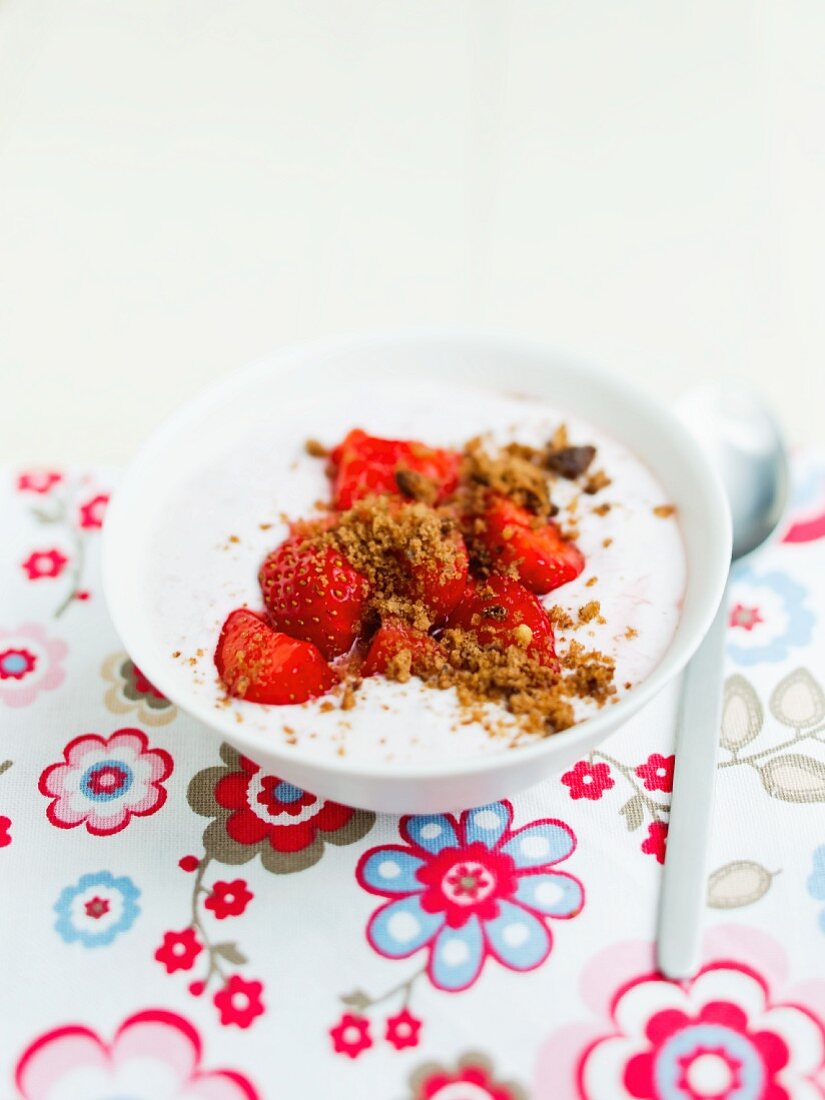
[145,378,686,764]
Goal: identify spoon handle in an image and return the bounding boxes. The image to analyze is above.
[657,587,728,979]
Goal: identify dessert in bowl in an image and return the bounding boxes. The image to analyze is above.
[103,332,731,812]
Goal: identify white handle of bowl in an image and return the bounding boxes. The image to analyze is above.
[656,586,728,979]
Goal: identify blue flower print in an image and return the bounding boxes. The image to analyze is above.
[54,871,140,947]
[807,846,825,934]
[727,567,814,666]
[356,801,583,992]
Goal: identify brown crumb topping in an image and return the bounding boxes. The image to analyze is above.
[653,504,676,518]
[578,600,601,624]
[395,467,439,504]
[305,438,328,458]
[585,576,598,588]
[583,469,612,495]
[593,502,611,516]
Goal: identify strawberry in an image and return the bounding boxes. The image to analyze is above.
[361,618,441,679]
[330,429,460,510]
[445,573,557,667]
[404,531,469,625]
[259,536,369,659]
[215,609,336,704]
[478,496,584,594]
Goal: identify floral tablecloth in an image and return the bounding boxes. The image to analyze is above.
[1,460,824,1100]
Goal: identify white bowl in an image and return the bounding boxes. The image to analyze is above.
[103,331,731,813]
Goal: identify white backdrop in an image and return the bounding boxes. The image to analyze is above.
[1,1,823,463]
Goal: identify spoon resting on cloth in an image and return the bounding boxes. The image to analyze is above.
[657,383,790,979]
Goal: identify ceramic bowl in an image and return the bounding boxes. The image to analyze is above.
[103,331,731,812]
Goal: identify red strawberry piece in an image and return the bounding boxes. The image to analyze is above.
[362,618,440,679]
[259,536,369,659]
[214,609,336,704]
[404,532,469,625]
[330,429,460,510]
[445,573,557,667]
[479,496,584,594]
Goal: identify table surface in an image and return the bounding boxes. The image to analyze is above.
[2,456,824,1097]
[1,2,825,462]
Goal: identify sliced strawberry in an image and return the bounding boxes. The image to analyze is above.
[362,618,440,679]
[330,429,460,510]
[259,536,369,659]
[215,609,336,704]
[404,531,469,625]
[445,573,557,667]
[478,496,584,594]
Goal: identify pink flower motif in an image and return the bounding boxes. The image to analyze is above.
[17,470,62,494]
[358,801,583,992]
[386,1008,422,1050]
[0,816,11,847]
[0,624,67,708]
[561,760,615,801]
[78,493,110,529]
[330,1013,372,1058]
[38,728,173,835]
[536,927,825,1099]
[634,753,675,793]
[213,976,265,1029]
[22,549,69,581]
[15,1008,259,1099]
[641,821,668,864]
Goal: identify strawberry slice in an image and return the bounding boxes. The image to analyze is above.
[362,618,440,680]
[445,573,557,667]
[404,531,469,625]
[479,496,584,594]
[259,536,369,659]
[215,609,336,704]
[330,429,460,510]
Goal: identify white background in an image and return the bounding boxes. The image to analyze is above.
[1,1,823,465]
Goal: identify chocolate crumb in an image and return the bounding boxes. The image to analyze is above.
[545,445,596,480]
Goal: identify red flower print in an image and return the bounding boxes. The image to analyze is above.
[0,816,11,848]
[205,879,254,919]
[414,1061,521,1100]
[417,842,518,929]
[155,927,203,973]
[17,470,62,494]
[132,664,165,699]
[0,648,36,681]
[634,753,675,793]
[179,854,201,872]
[385,1008,422,1050]
[561,760,614,800]
[729,602,764,631]
[641,821,668,864]
[39,729,173,836]
[84,896,110,919]
[330,1013,372,1059]
[78,493,110,529]
[22,549,69,581]
[214,975,265,1029]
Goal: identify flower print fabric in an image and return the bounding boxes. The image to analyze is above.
[358,801,583,991]
[39,728,172,835]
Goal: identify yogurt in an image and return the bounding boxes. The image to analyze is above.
[145,378,686,764]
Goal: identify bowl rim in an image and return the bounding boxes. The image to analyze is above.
[103,326,732,782]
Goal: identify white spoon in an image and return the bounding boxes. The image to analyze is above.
[657,383,789,979]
